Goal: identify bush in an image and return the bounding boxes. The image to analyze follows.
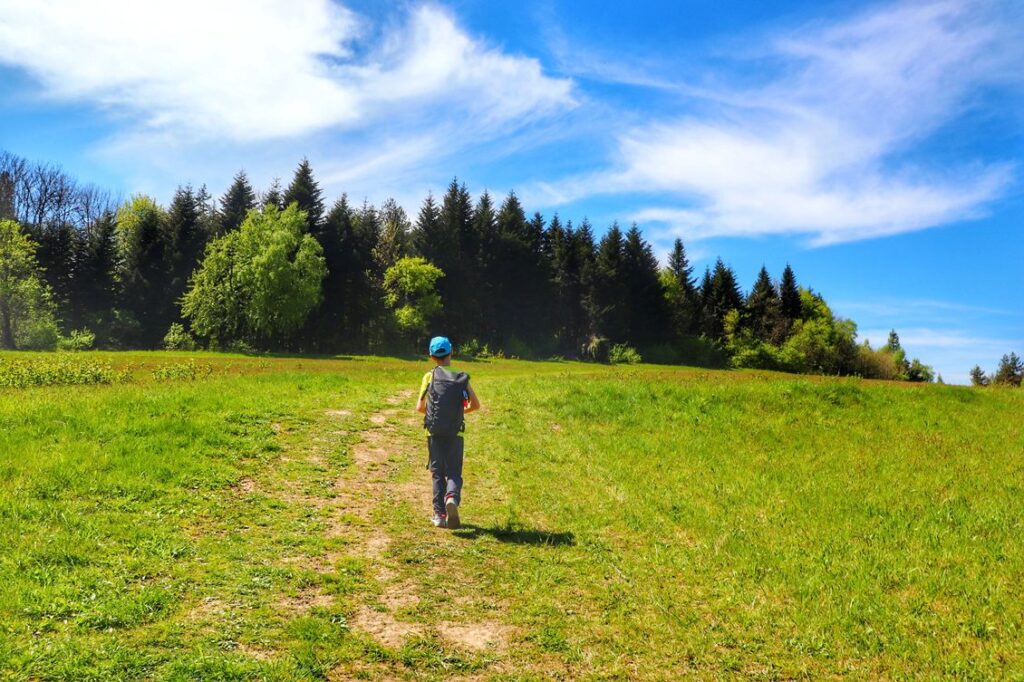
[609,344,642,365]
[163,323,197,351]
[152,360,213,382]
[227,339,256,355]
[57,328,96,352]
[0,355,122,388]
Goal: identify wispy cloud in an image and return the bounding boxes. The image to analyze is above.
[533,0,1023,246]
[0,1,574,142]
[858,326,1023,384]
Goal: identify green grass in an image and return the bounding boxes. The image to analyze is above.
[0,351,1021,680]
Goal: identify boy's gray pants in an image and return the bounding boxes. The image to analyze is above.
[427,435,463,514]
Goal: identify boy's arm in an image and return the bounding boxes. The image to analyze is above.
[464,383,481,414]
[415,373,429,414]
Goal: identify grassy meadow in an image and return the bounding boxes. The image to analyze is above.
[0,351,1022,680]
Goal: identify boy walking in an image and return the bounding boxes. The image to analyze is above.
[416,336,480,529]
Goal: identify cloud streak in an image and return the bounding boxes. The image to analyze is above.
[534,0,1022,246]
[0,1,574,142]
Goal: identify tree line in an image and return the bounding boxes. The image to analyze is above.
[0,150,967,382]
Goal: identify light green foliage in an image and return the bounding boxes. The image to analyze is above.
[0,354,118,387]
[382,256,443,338]
[728,289,860,376]
[609,343,642,364]
[0,352,1021,679]
[0,219,59,350]
[151,359,213,382]
[182,203,326,346]
[57,328,96,351]
[162,322,197,351]
[114,194,166,275]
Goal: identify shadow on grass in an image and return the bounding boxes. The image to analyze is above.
[451,523,575,546]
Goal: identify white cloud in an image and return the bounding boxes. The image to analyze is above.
[0,1,573,141]
[858,327,1023,385]
[535,0,1022,245]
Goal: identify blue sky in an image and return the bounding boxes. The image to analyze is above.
[0,0,1021,382]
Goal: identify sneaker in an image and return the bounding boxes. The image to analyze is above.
[445,495,460,530]
[432,512,447,528]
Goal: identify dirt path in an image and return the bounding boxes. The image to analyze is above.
[323,391,514,677]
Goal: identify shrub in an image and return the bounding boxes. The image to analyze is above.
[163,323,197,351]
[227,339,256,355]
[0,355,121,388]
[57,328,96,352]
[151,360,213,382]
[609,344,642,365]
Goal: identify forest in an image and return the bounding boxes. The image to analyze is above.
[0,149,969,382]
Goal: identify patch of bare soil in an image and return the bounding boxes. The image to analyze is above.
[441,622,514,652]
[351,605,426,649]
[277,589,335,614]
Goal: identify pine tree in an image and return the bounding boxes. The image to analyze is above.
[885,329,902,352]
[344,201,382,346]
[31,222,78,329]
[217,171,256,236]
[412,193,443,262]
[574,219,599,347]
[779,264,801,321]
[969,365,989,386]
[301,191,350,350]
[697,266,715,337]
[621,224,666,347]
[437,179,473,340]
[667,238,696,294]
[701,258,743,340]
[164,185,208,330]
[993,352,1023,387]
[76,211,118,344]
[375,198,411,272]
[304,195,352,351]
[594,222,626,342]
[472,191,499,342]
[745,265,780,342]
[283,159,324,231]
[262,178,284,211]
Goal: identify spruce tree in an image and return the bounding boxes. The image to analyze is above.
[217,171,256,236]
[745,265,780,342]
[472,191,499,342]
[164,186,208,330]
[621,224,666,347]
[698,266,715,337]
[375,198,411,272]
[594,222,626,342]
[702,258,743,340]
[574,219,599,348]
[993,352,1023,387]
[969,365,989,386]
[283,159,324,231]
[31,222,78,329]
[262,178,284,211]
[779,264,801,321]
[885,329,901,352]
[76,211,118,344]
[412,193,442,262]
[437,179,473,340]
[301,194,348,351]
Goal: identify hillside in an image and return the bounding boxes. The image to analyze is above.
[1,352,1021,679]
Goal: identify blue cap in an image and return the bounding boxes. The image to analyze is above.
[429,336,452,357]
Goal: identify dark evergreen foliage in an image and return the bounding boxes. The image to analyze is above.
[283,159,325,231]
[217,171,256,236]
[745,266,780,342]
[780,264,801,321]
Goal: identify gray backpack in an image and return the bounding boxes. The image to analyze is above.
[423,366,469,436]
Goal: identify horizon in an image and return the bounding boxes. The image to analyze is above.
[1,0,1021,382]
